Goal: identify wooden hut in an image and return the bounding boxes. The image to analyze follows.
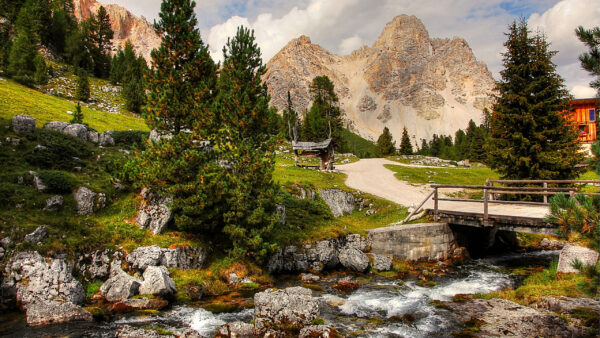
[292,138,335,170]
[565,98,598,156]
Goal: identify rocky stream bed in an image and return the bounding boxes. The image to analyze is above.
[3,250,589,337]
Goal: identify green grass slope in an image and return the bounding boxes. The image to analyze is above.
[0,77,147,132]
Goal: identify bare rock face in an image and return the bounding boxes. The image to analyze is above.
[557,243,599,273]
[74,186,96,216]
[26,300,92,326]
[99,265,142,302]
[318,189,354,217]
[72,0,160,61]
[136,189,173,235]
[218,321,255,337]
[254,287,319,331]
[445,298,574,337]
[138,265,177,297]
[263,15,495,143]
[12,115,36,134]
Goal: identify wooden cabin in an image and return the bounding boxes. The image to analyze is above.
[292,138,335,170]
[566,98,597,144]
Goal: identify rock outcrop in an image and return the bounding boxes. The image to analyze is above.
[126,245,206,271]
[263,15,495,143]
[136,189,173,235]
[24,225,48,243]
[557,243,599,273]
[74,186,97,216]
[268,234,371,273]
[99,265,142,302]
[445,298,574,337]
[72,0,161,62]
[44,120,114,146]
[318,189,355,217]
[26,300,92,326]
[254,287,319,331]
[12,115,36,134]
[138,265,177,297]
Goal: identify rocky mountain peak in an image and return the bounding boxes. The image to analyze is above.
[373,15,430,51]
[72,0,160,61]
[263,14,495,143]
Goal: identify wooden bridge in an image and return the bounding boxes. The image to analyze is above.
[403,179,599,235]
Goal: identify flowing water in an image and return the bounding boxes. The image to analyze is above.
[0,250,558,337]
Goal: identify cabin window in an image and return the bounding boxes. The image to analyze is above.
[590,109,596,122]
[579,125,587,134]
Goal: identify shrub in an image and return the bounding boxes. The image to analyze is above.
[37,170,76,193]
[547,194,599,248]
[25,129,92,170]
[111,130,149,149]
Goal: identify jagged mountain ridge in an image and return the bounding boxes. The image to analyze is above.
[263,15,495,143]
[72,0,161,61]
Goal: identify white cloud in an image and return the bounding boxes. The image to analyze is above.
[339,35,363,55]
[571,85,597,98]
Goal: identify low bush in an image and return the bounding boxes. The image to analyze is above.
[37,170,77,193]
[111,130,149,149]
[25,129,92,170]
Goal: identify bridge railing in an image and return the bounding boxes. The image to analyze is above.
[427,179,599,225]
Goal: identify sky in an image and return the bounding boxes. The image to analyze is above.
[99,0,600,98]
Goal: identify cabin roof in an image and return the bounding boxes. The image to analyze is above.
[292,138,332,151]
[571,98,599,106]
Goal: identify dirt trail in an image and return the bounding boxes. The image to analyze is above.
[336,158,549,218]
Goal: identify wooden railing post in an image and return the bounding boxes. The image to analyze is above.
[543,182,548,204]
[483,186,489,226]
[486,179,494,200]
[433,187,439,222]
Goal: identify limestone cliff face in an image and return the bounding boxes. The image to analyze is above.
[263,15,496,142]
[72,0,160,61]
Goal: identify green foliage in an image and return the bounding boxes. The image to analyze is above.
[37,170,77,193]
[398,127,412,155]
[576,25,600,96]
[145,0,217,133]
[282,91,299,141]
[70,102,84,124]
[301,75,344,147]
[85,281,103,298]
[75,69,90,102]
[339,128,380,158]
[33,54,48,85]
[25,128,92,170]
[7,7,37,86]
[111,41,148,113]
[546,194,599,248]
[377,126,396,155]
[489,19,584,180]
[111,130,149,149]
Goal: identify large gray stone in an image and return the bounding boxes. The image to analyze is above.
[24,225,48,243]
[368,223,457,261]
[338,246,369,272]
[218,321,255,337]
[319,189,355,217]
[299,325,338,338]
[2,251,85,307]
[116,325,166,338]
[100,266,142,302]
[444,298,574,337]
[99,131,115,146]
[138,265,176,297]
[74,186,96,216]
[254,287,319,331]
[370,253,393,271]
[160,246,206,270]
[76,249,114,281]
[63,123,88,141]
[87,130,99,144]
[557,244,599,273]
[12,115,36,134]
[136,189,173,235]
[26,300,92,326]
[44,121,69,132]
[126,245,163,271]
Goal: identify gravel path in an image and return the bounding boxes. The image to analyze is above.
[336,158,549,218]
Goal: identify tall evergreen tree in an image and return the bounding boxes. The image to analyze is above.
[144,0,216,133]
[378,126,396,155]
[282,91,299,140]
[215,26,278,259]
[75,69,90,102]
[489,20,583,179]
[301,75,343,147]
[576,25,600,96]
[418,138,430,156]
[33,54,48,84]
[7,6,38,86]
[398,127,413,155]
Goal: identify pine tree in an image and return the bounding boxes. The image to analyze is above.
[33,54,47,84]
[87,6,113,78]
[489,20,584,180]
[301,75,343,147]
[282,91,299,140]
[70,102,84,124]
[145,0,217,133]
[215,26,278,259]
[418,139,429,155]
[398,126,413,155]
[576,26,600,96]
[7,6,37,86]
[75,69,90,102]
